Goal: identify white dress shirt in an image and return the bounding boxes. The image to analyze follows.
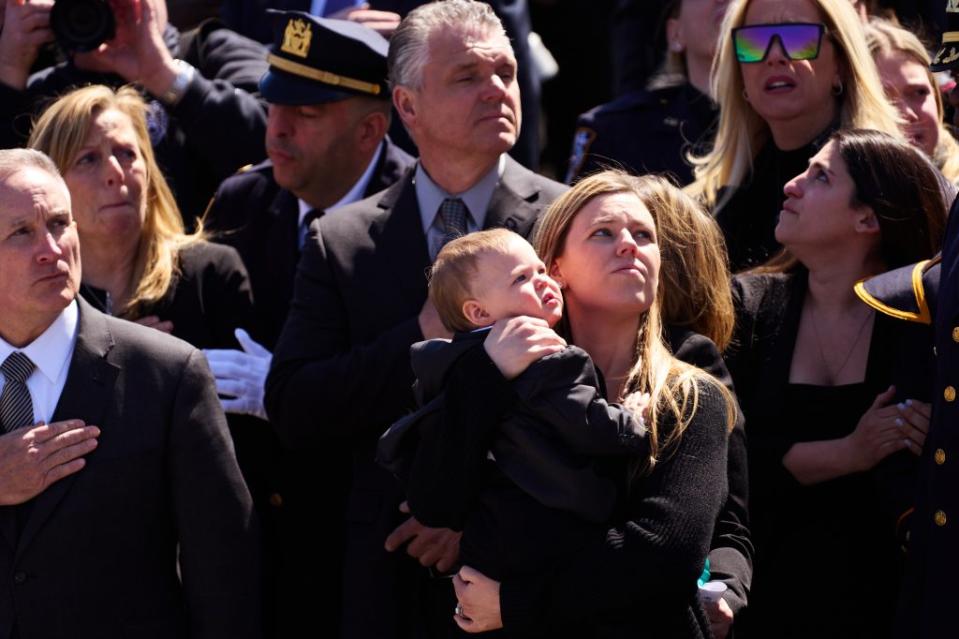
[0,300,78,425]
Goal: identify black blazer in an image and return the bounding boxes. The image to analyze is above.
[265,155,566,638]
[0,298,259,639]
[204,139,413,638]
[204,138,414,349]
[80,241,255,350]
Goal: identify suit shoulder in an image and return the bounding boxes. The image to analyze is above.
[578,88,663,125]
[177,240,247,276]
[732,272,791,308]
[215,160,275,195]
[100,312,197,367]
[508,162,567,202]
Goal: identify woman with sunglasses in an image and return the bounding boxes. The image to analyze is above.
[726,129,944,638]
[866,17,959,184]
[689,0,900,272]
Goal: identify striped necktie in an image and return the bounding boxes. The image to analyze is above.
[1,352,35,433]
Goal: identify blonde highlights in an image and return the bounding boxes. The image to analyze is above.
[865,17,959,184]
[28,85,203,319]
[535,171,735,475]
[689,0,903,207]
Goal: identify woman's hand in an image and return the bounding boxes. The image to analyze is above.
[844,385,926,472]
[0,0,55,90]
[894,398,930,454]
[453,565,503,633]
[704,596,734,639]
[484,316,566,380]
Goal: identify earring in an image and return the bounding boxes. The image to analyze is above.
[832,80,844,96]
[670,40,683,53]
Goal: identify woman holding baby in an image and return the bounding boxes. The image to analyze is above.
[447,170,737,638]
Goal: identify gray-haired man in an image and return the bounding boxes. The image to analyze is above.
[266,2,565,637]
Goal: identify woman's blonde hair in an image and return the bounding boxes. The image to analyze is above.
[535,170,735,475]
[689,0,903,207]
[865,17,959,183]
[28,85,202,318]
[640,176,735,351]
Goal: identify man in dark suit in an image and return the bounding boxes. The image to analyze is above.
[265,2,565,637]
[0,149,259,638]
[203,13,412,638]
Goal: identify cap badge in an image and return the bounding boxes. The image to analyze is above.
[282,18,312,58]
[949,0,959,13]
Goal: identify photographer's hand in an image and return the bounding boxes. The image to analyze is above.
[0,0,54,90]
[73,0,179,97]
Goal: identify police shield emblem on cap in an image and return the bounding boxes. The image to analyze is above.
[282,18,312,58]
[949,0,959,12]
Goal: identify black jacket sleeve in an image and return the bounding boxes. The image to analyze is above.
[511,345,648,455]
[671,328,753,616]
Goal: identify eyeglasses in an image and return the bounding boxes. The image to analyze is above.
[733,23,826,63]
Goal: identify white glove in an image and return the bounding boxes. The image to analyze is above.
[203,328,271,421]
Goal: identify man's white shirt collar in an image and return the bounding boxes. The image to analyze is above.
[0,299,78,385]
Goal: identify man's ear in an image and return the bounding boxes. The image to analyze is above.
[462,299,489,326]
[356,110,389,153]
[393,86,417,127]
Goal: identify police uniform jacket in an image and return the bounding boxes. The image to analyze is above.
[567,81,716,185]
[872,202,959,638]
[265,156,566,638]
[0,21,269,224]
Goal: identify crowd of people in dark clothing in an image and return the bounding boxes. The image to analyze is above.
[0,0,956,637]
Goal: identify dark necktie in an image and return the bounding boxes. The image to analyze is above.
[438,198,470,247]
[1,352,35,433]
[300,208,322,250]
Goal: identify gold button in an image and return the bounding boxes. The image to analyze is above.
[945,386,957,402]
[936,449,947,465]
[935,510,948,526]
[269,493,283,508]
[952,327,959,342]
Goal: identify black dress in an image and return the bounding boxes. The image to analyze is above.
[728,272,933,639]
[746,383,899,639]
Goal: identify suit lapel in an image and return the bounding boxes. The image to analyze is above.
[16,298,119,556]
[484,156,544,239]
[268,189,302,305]
[375,171,432,305]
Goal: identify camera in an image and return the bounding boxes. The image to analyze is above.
[50,0,116,53]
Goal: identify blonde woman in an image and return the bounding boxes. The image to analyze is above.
[28,85,254,350]
[689,0,901,271]
[448,171,735,638]
[866,17,959,184]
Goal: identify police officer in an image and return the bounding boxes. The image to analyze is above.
[201,12,413,638]
[566,0,727,185]
[857,7,959,632]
